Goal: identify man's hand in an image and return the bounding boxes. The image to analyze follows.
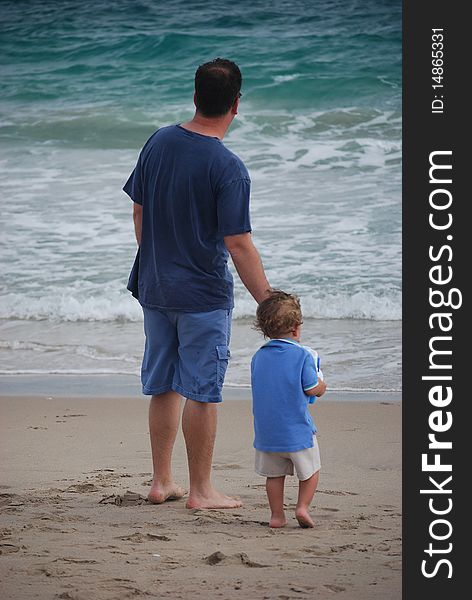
[133,202,142,246]
[224,233,271,304]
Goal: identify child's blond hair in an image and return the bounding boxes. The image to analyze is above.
[254,290,302,339]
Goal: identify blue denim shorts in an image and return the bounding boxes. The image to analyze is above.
[141,307,232,403]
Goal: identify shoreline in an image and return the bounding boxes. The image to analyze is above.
[1,395,401,599]
[0,374,401,402]
[0,316,402,392]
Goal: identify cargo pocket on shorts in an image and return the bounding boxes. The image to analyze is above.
[216,345,230,388]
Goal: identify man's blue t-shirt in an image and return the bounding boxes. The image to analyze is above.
[123,124,252,311]
[251,339,320,453]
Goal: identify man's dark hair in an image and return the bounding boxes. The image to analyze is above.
[194,58,242,118]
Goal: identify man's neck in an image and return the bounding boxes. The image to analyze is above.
[180,111,233,140]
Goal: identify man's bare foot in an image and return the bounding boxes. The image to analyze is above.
[147,482,186,504]
[269,514,287,528]
[186,488,242,509]
[295,507,314,528]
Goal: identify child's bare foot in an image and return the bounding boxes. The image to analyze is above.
[147,481,186,504]
[269,513,287,528]
[295,507,314,528]
[186,488,242,509]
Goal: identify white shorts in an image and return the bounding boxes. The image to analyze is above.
[255,436,321,481]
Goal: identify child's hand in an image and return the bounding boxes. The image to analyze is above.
[304,379,327,398]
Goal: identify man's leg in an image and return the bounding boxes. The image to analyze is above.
[148,390,186,504]
[182,399,242,509]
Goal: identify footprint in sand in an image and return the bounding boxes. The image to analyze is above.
[66,483,100,493]
[0,493,24,509]
[324,584,346,593]
[290,585,316,594]
[330,543,355,553]
[193,514,234,526]
[375,542,393,552]
[99,491,149,506]
[53,557,98,565]
[118,532,171,542]
[302,545,334,556]
[0,527,12,538]
[0,494,14,508]
[100,468,115,472]
[0,543,20,554]
[193,512,267,527]
[205,551,269,568]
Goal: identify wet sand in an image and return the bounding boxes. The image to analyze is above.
[0,395,401,599]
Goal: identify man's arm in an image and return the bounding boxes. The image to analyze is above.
[133,202,142,246]
[224,232,271,304]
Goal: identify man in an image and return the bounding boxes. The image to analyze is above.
[124,58,271,509]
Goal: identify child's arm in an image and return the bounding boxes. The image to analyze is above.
[301,347,327,399]
[304,379,327,397]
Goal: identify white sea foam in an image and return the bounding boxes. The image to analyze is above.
[231,290,401,321]
[273,74,302,83]
[0,117,401,327]
[0,293,142,322]
[0,288,400,322]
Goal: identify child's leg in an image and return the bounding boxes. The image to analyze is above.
[295,470,319,528]
[266,476,287,528]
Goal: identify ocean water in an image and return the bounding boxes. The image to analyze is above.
[0,0,402,393]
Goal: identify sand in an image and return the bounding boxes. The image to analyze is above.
[0,395,401,600]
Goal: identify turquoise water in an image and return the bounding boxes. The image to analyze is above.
[0,0,402,391]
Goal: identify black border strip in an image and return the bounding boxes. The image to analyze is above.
[403,2,465,596]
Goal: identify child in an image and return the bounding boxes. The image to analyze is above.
[251,290,326,528]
